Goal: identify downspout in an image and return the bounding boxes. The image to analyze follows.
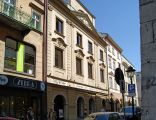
[42,0,48,119]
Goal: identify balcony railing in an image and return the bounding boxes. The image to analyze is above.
[0,0,40,31]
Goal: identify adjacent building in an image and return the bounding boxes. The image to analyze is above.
[136,72,141,106]
[0,0,46,119]
[47,0,108,119]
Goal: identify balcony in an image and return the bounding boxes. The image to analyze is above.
[0,0,40,32]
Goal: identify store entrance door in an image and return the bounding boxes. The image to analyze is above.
[30,97,41,120]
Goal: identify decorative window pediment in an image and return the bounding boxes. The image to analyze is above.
[75,49,84,58]
[87,56,95,63]
[109,71,114,76]
[52,37,67,48]
[99,63,106,68]
[72,11,94,30]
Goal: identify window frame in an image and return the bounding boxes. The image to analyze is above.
[100,69,104,83]
[88,41,93,54]
[88,62,93,79]
[32,10,41,31]
[100,50,103,61]
[55,47,64,69]
[4,38,36,76]
[56,17,64,35]
[76,57,82,75]
[76,32,82,48]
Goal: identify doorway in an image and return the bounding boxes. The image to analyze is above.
[54,95,66,120]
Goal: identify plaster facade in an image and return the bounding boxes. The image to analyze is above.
[47,0,108,119]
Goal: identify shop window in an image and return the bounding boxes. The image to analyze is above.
[56,17,63,35]
[88,41,93,54]
[76,57,82,75]
[76,33,82,48]
[32,11,41,31]
[100,69,104,82]
[4,38,35,75]
[55,47,63,69]
[88,63,93,79]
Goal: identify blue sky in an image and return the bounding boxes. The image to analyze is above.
[80,0,140,71]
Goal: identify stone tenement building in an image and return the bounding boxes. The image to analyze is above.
[99,33,139,112]
[0,0,46,119]
[47,0,108,119]
[140,0,156,119]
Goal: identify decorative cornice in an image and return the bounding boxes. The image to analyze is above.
[48,3,53,11]
[75,49,85,58]
[52,37,67,47]
[109,71,114,76]
[87,56,95,63]
[99,63,106,68]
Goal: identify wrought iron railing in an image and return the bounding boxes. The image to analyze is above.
[0,0,40,31]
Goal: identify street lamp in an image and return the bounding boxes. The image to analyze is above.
[126,66,136,119]
[110,93,113,112]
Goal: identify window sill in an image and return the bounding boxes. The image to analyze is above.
[76,44,83,49]
[88,77,94,80]
[54,30,65,38]
[54,66,65,70]
[4,68,35,78]
[76,74,84,77]
[100,59,104,62]
[88,51,93,55]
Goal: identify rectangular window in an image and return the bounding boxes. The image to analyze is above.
[100,50,103,61]
[88,41,93,54]
[4,38,35,75]
[4,0,16,16]
[108,57,112,68]
[76,57,82,75]
[100,69,104,82]
[56,18,63,34]
[113,61,116,70]
[88,63,93,79]
[24,45,35,74]
[112,48,115,55]
[76,33,82,47]
[55,47,63,69]
[109,77,113,88]
[32,11,41,30]
[4,38,17,70]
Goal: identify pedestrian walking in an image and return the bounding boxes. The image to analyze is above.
[27,107,34,120]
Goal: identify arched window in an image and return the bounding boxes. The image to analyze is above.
[77,97,84,118]
[89,98,95,114]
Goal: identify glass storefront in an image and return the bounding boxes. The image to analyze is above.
[0,95,41,120]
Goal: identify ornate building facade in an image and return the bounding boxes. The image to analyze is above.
[47,0,108,120]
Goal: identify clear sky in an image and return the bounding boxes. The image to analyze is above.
[80,0,140,71]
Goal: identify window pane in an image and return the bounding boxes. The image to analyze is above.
[25,45,35,56]
[77,33,82,47]
[6,38,17,49]
[76,58,82,75]
[88,63,92,79]
[100,50,103,60]
[32,11,41,30]
[56,18,63,34]
[100,69,104,82]
[55,48,63,68]
[88,41,92,53]
[25,53,35,65]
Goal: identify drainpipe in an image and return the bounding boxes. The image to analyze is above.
[42,0,48,119]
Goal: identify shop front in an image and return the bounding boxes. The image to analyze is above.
[0,74,46,120]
